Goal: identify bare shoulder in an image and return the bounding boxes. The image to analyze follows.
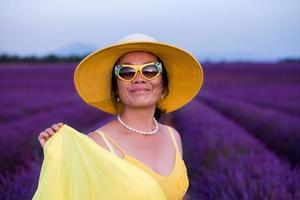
[87,120,115,137]
[87,131,100,141]
[161,124,183,158]
[86,122,115,151]
[87,131,108,150]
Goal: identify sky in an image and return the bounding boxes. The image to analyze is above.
[1,0,299,61]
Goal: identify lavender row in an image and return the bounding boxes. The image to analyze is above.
[0,62,76,107]
[0,90,76,108]
[0,62,76,81]
[200,91,300,167]
[173,99,300,200]
[203,63,300,89]
[0,96,79,123]
[206,84,300,117]
[0,102,111,173]
[0,158,41,200]
[0,66,75,92]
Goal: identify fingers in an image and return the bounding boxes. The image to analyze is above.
[52,122,64,131]
[38,122,64,148]
[46,128,55,136]
[38,132,49,147]
[38,136,46,147]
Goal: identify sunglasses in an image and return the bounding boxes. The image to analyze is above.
[114,62,163,81]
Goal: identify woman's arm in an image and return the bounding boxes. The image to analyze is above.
[168,126,183,158]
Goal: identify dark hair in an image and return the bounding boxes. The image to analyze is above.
[110,52,169,120]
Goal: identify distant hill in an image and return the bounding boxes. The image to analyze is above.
[50,42,98,57]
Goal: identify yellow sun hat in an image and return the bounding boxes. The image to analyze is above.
[74,33,204,115]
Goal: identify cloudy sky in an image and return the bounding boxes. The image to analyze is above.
[1,0,299,61]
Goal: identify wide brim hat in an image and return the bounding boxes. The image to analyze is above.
[74,33,204,115]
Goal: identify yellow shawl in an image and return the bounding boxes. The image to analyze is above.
[32,124,166,200]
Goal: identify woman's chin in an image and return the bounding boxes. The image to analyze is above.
[127,99,157,108]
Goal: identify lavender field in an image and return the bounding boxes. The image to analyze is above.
[0,62,300,200]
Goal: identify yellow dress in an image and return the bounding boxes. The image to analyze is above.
[32,124,189,200]
[96,127,189,199]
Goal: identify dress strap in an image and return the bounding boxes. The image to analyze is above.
[95,130,125,157]
[166,127,180,154]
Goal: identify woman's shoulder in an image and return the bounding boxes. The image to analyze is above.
[86,120,118,150]
[160,123,183,157]
[160,123,181,138]
[87,120,117,135]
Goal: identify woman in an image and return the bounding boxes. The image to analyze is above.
[34,33,204,200]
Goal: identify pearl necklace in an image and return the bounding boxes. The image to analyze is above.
[117,114,159,135]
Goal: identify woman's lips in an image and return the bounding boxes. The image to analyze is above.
[130,88,151,94]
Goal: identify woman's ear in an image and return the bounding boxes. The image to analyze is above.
[114,90,120,102]
[161,88,166,98]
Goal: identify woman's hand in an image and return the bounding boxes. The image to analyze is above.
[38,123,64,148]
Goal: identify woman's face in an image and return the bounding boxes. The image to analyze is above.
[116,51,164,109]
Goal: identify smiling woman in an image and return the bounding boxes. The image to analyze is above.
[112,51,168,120]
[34,33,204,200]
[111,52,170,120]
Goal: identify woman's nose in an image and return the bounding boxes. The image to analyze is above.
[133,71,146,83]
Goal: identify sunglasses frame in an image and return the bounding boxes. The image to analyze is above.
[114,62,163,81]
